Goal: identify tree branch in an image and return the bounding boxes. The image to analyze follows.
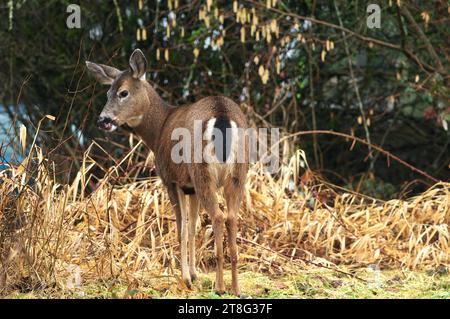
[244,0,445,75]
[399,5,445,74]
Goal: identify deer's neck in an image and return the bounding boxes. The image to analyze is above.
[134,84,170,152]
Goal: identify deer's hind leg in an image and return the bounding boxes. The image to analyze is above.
[192,169,225,294]
[224,167,246,296]
[175,187,192,288]
[166,183,182,243]
[188,194,199,281]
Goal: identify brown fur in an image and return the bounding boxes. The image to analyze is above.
[86,49,248,295]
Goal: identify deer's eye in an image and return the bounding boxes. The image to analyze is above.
[119,90,129,99]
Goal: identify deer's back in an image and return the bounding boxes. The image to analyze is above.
[155,96,248,188]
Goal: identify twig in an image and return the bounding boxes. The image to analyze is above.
[113,0,123,33]
[399,5,444,74]
[277,130,440,184]
[333,0,374,172]
[306,44,320,168]
[237,236,367,282]
[243,0,444,75]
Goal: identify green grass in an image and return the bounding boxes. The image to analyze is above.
[6,267,449,299]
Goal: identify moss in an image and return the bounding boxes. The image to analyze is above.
[6,268,449,299]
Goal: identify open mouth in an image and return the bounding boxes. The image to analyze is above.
[102,122,118,132]
[97,117,119,132]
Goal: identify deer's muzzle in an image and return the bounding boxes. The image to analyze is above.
[97,116,118,132]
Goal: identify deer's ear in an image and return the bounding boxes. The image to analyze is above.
[85,61,120,85]
[129,49,147,80]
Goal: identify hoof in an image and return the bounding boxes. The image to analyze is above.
[183,276,192,289]
[215,280,225,295]
[215,290,225,296]
[190,271,198,282]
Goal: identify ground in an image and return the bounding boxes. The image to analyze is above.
[8,268,449,299]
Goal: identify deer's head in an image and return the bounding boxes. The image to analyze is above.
[86,49,149,132]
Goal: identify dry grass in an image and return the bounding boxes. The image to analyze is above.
[0,137,448,298]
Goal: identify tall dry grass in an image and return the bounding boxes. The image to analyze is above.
[0,127,448,295]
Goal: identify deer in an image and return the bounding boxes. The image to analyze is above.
[86,49,248,296]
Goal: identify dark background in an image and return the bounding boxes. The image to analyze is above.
[0,0,448,198]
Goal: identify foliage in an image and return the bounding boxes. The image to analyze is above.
[7,269,450,299]
[0,140,448,296]
[0,1,448,191]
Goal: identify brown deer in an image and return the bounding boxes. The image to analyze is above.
[86,49,248,296]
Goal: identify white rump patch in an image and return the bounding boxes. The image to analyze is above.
[204,118,217,141]
[226,120,239,164]
[203,118,240,165]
